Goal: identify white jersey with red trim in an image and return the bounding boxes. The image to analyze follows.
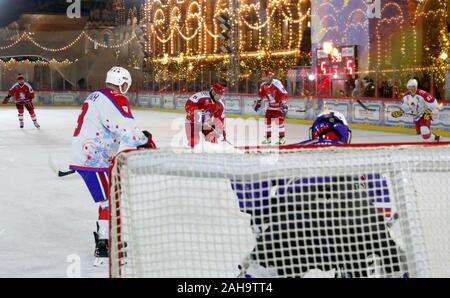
[400,89,439,121]
[70,88,148,171]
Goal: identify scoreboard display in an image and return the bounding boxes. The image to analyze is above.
[316,45,357,79]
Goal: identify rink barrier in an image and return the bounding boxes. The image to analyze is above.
[1,90,450,136]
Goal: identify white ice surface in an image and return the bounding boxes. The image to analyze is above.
[0,106,423,277]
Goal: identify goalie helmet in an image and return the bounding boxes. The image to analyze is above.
[106,67,132,94]
[309,110,351,144]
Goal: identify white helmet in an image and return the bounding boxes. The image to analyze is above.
[407,79,418,88]
[106,66,132,94]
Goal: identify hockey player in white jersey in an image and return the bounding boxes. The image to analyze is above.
[391,79,441,142]
[69,67,157,266]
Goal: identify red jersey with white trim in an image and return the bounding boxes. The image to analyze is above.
[209,98,226,140]
[210,98,225,126]
[400,89,439,121]
[70,88,148,171]
[258,79,288,110]
[185,91,215,123]
[8,82,35,103]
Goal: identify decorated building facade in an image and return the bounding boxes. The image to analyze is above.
[0,0,448,98]
[311,0,450,98]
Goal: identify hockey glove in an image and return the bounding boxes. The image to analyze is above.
[391,110,404,118]
[138,130,157,149]
[422,109,433,121]
[281,104,289,117]
[253,99,263,112]
[2,96,9,104]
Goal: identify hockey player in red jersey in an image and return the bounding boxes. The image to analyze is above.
[254,69,289,145]
[391,79,441,142]
[185,83,226,148]
[2,73,40,129]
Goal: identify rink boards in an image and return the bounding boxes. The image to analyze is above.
[1,90,450,133]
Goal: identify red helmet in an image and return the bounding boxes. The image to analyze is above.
[17,73,25,81]
[211,83,225,95]
[262,69,274,78]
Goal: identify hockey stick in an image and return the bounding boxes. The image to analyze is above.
[209,126,236,147]
[58,170,76,177]
[48,156,76,177]
[356,99,377,112]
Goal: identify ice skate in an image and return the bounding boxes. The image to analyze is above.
[261,137,271,145]
[33,120,40,129]
[276,137,286,145]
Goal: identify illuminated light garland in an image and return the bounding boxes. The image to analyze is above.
[176,26,199,41]
[0,30,139,52]
[376,3,406,68]
[145,0,308,56]
[152,48,299,63]
[155,30,174,43]
[83,31,137,49]
[144,0,309,84]
[0,32,28,50]
[345,21,370,68]
[317,14,339,38]
[25,31,85,52]
[0,58,75,65]
[352,65,450,75]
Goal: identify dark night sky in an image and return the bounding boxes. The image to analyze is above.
[0,0,145,27]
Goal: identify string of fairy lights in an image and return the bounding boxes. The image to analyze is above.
[0,31,137,52]
[0,58,74,66]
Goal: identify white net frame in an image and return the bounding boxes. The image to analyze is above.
[109,143,450,278]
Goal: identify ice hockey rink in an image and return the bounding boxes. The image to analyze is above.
[0,106,426,278]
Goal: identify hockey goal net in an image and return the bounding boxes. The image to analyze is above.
[109,143,450,278]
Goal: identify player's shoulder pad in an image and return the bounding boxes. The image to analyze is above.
[417,89,434,98]
[271,79,288,94]
[24,82,34,91]
[189,91,210,103]
[401,91,410,98]
[9,82,20,91]
[98,89,134,119]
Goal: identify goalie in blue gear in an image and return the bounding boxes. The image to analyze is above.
[299,110,352,145]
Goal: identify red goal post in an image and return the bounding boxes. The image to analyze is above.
[109,142,450,278]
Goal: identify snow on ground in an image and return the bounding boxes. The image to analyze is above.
[0,106,420,277]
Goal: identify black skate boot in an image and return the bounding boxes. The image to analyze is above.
[20,121,24,129]
[434,134,441,142]
[93,226,109,267]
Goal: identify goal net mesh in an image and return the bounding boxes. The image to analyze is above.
[109,144,450,278]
